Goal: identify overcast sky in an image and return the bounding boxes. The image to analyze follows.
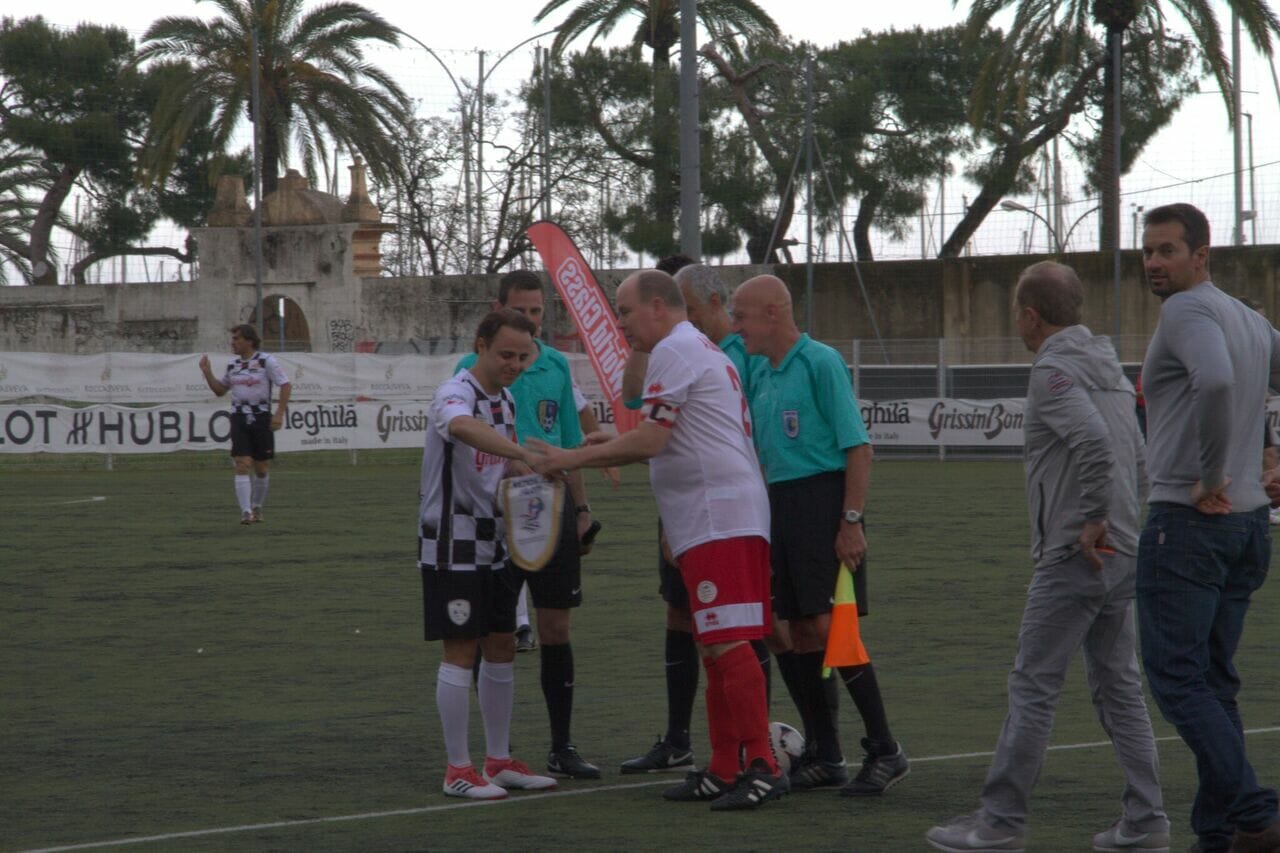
[9,0,1279,264]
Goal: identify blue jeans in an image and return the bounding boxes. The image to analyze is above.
[1136,502,1277,851]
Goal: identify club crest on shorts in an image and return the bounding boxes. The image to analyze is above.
[537,399,559,433]
[782,410,800,438]
[500,474,565,572]
[696,580,718,604]
[447,599,471,626]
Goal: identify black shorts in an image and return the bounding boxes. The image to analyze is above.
[229,412,275,461]
[769,471,869,621]
[421,563,520,641]
[657,520,689,609]
[520,498,583,610]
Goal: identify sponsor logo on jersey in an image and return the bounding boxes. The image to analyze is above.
[1047,369,1074,396]
[447,599,471,626]
[537,399,559,433]
[696,580,718,604]
[782,410,799,438]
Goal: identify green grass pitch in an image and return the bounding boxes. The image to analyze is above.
[3,455,1277,851]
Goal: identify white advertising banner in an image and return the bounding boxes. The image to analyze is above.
[859,398,1028,447]
[0,352,462,403]
[0,400,434,454]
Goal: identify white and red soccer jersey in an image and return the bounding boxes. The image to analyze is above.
[642,321,770,557]
[220,352,289,415]
[418,370,517,571]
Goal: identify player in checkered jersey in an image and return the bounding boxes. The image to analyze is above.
[198,324,291,525]
[419,309,559,800]
[528,271,787,811]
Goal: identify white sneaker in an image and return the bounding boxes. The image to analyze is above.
[443,763,508,799]
[926,813,1026,852]
[1269,508,1280,526]
[484,756,557,790]
[1092,819,1171,851]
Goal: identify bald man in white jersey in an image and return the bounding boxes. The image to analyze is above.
[529,270,787,810]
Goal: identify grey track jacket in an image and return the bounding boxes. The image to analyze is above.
[1024,325,1147,569]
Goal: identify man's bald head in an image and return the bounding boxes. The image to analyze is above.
[735,274,792,313]
[616,269,687,352]
[731,275,798,362]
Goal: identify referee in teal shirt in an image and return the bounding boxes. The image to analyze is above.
[732,274,909,798]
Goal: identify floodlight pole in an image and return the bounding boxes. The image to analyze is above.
[250,22,264,333]
[678,0,701,259]
[803,54,815,333]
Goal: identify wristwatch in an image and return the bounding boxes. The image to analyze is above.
[842,509,864,525]
[575,504,591,515]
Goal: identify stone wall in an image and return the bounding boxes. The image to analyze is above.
[2,220,1277,357]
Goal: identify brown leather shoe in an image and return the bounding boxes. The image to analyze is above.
[1234,818,1280,853]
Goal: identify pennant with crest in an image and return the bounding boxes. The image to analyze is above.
[500,474,565,572]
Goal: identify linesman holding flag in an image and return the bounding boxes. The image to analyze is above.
[731,274,908,797]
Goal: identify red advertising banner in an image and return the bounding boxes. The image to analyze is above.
[526,221,641,433]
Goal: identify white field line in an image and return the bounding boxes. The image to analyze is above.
[21,726,1280,853]
[56,496,107,505]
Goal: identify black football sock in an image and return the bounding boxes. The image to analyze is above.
[774,650,817,747]
[540,642,574,752]
[823,666,840,718]
[796,650,843,763]
[665,629,698,749]
[750,638,773,709]
[839,662,894,751]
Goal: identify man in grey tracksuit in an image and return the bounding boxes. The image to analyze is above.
[927,261,1169,853]
[1137,203,1280,853]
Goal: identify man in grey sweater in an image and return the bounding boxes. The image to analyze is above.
[1138,203,1280,853]
[927,261,1168,853]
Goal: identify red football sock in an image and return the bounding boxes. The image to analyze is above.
[717,642,777,773]
[702,655,741,781]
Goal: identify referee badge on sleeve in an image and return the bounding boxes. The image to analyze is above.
[500,474,565,572]
[782,410,800,438]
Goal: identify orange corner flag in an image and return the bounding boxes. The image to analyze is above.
[823,563,870,672]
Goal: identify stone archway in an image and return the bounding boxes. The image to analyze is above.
[260,295,311,352]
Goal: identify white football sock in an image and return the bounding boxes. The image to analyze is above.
[437,662,473,767]
[478,659,515,760]
[234,475,251,513]
[516,583,531,628]
[251,474,269,509]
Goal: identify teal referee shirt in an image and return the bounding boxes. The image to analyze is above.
[456,341,583,449]
[747,334,869,485]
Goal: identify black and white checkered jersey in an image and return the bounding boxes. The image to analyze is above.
[220,352,289,415]
[418,370,517,571]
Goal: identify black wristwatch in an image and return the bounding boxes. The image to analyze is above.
[575,504,591,515]
[842,509,864,525]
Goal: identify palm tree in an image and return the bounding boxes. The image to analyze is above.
[534,0,779,67]
[140,0,411,196]
[533,0,779,254]
[964,0,1280,250]
[0,146,45,285]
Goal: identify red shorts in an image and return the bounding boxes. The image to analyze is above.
[677,535,771,645]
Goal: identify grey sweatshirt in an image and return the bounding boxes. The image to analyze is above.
[1025,325,1147,568]
[1142,281,1280,510]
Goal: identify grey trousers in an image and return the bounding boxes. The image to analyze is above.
[979,552,1169,834]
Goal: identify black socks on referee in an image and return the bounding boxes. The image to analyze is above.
[777,650,843,761]
[665,629,698,750]
[838,661,895,752]
[540,642,575,752]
